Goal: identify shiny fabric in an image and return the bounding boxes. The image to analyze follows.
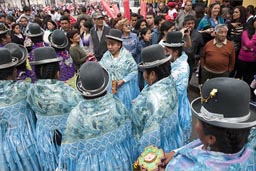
[55,50,76,82]
[0,81,40,171]
[99,47,140,110]
[249,127,256,151]
[59,93,135,171]
[27,80,82,171]
[171,52,192,144]
[16,59,36,83]
[130,76,183,154]
[166,139,256,171]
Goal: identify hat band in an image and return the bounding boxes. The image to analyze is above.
[77,78,106,96]
[199,106,251,123]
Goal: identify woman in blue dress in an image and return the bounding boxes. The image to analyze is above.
[27,47,82,171]
[130,44,183,155]
[99,29,139,110]
[163,31,192,144]
[59,62,135,171]
[0,48,40,170]
[163,78,256,171]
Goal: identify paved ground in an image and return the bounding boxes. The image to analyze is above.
[188,73,200,141]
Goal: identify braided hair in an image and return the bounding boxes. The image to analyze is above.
[144,61,170,83]
[35,62,59,79]
[0,67,16,80]
[201,121,250,154]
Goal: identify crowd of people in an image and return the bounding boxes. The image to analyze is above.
[0,0,255,170]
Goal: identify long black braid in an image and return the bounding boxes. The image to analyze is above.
[35,62,59,79]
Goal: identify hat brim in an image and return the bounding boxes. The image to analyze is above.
[163,42,184,48]
[0,30,8,35]
[0,57,19,69]
[49,34,69,49]
[30,57,63,65]
[76,67,110,98]
[191,97,256,129]
[106,35,123,42]
[26,29,44,37]
[17,45,28,66]
[138,55,171,69]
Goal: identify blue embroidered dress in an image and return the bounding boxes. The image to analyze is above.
[166,139,256,171]
[130,76,183,155]
[99,47,140,110]
[171,52,192,144]
[122,32,139,62]
[26,80,82,171]
[0,81,40,171]
[58,93,134,171]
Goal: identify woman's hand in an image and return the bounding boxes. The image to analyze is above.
[117,80,125,87]
[161,151,176,167]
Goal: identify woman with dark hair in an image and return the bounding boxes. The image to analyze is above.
[0,48,40,170]
[81,20,93,52]
[67,30,90,70]
[100,29,140,110]
[227,6,247,77]
[162,77,256,170]
[131,44,183,156]
[236,17,256,87]
[133,18,148,36]
[27,47,82,171]
[197,2,224,43]
[137,27,152,90]
[10,23,25,45]
[158,21,176,45]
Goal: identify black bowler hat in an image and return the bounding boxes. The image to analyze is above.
[30,47,62,65]
[0,48,18,69]
[76,62,109,98]
[0,23,8,35]
[4,43,28,66]
[106,29,123,42]
[49,29,68,49]
[191,77,256,128]
[138,44,171,69]
[26,23,44,37]
[163,31,184,48]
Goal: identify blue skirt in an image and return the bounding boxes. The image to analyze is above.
[115,76,140,110]
[0,101,40,171]
[36,114,68,171]
[177,92,192,144]
[59,123,135,171]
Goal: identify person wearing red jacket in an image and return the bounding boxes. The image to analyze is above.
[63,9,77,26]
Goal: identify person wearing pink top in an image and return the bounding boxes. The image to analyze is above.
[237,17,256,86]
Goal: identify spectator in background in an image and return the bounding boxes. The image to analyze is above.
[158,21,176,46]
[194,3,205,28]
[157,2,168,16]
[81,20,93,53]
[183,15,204,81]
[130,13,139,32]
[116,18,139,63]
[63,9,77,26]
[245,5,255,28]
[167,1,178,22]
[59,16,71,34]
[77,6,91,21]
[200,24,235,84]
[19,16,30,34]
[151,15,165,44]
[16,6,34,23]
[6,15,15,28]
[176,1,196,30]
[237,17,256,87]
[146,11,155,31]
[10,23,25,45]
[89,12,110,61]
[227,6,247,77]
[133,18,148,35]
[197,2,224,43]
